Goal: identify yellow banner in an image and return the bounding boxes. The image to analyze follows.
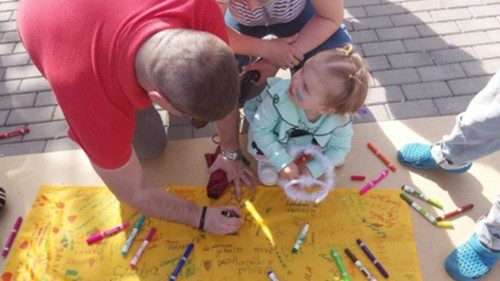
[2,185,422,281]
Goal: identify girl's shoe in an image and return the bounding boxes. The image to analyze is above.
[445,234,500,281]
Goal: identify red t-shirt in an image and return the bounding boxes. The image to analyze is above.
[17,0,228,169]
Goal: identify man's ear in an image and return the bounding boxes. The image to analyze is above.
[148,91,171,108]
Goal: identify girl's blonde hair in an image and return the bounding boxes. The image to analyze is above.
[307,44,371,115]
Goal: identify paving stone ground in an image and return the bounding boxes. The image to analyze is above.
[1,0,499,157]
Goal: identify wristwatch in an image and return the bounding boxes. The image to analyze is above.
[221,148,242,161]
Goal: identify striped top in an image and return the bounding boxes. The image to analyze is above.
[228,0,306,27]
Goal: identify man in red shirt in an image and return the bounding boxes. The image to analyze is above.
[18,0,255,235]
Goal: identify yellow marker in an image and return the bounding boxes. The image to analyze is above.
[436,221,454,228]
[244,200,275,246]
[244,200,264,223]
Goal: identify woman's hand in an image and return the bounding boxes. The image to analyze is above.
[204,205,244,235]
[262,34,303,69]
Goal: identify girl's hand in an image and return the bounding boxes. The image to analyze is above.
[263,34,303,69]
[299,165,312,178]
[203,205,243,235]
[279,162,300,180]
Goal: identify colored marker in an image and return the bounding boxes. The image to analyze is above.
[400,193,453,228]
[356,239,389,278]
[351,175,366,181]
[437,203,474,221]
[267,270,279,281]
[2,216,23,258]
[121,215,146,256]
[169,243,194,281]
[221,210,240,218]
[344,248,377,281]
[292,224,309,253]
[0,127,30,140]
[401,185,443,209]
[359,169,389,195]
[331,247,351,281]
[244,200,275,246]
[86,221,129,245]
[130,227,156,269]
[367,142,396,172]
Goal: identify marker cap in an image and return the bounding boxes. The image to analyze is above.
[436,221,454,228]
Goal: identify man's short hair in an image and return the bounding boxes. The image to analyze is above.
[152,29,239,121]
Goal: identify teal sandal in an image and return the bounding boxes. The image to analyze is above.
[397,143,471,174]
[445,234,500,280]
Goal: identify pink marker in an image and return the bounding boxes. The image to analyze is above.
[86,221,129,245]
[2,216,23,258]
[130,227,156,269]
[359,168,389,195]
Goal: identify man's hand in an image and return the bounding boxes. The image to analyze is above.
[209,154,256,201]
[204,205,244,235]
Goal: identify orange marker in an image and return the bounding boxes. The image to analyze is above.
[367,142,396,172]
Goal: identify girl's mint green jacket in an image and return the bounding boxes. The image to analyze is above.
[244,78,353,178]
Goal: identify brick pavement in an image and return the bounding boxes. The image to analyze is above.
[0,0,499,157]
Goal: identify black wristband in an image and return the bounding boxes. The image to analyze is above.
[198,206,207,230]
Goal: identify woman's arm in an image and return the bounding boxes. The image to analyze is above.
[290,0,344,56]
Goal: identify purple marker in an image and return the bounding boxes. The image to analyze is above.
[356,239,389,278]
[359,168,389,195]
[2,216,23,258]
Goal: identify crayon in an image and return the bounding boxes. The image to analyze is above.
[292,224,309,253]
[356,239,389,278]
[436,203,474,221]
[168,243,194,281]
[344,248,377,281]
[351,175,366,181]
[244,200,275,246]
[121,215,146,256]
[2,216,23,258]
[221,210,240,218]
[130,227,156,269]
[367,142,396,171]
[359,169,389,195]
[267,270,279,281]
[86,221,129,245]
[331,247,351,281]
[401,185,443,209]
[400,193,453,228]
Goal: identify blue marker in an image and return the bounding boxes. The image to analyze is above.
[169,243,194,281]
[121,214,146,256]
[267,270,279,281]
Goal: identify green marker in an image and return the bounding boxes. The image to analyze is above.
[331,247,351,281]
[400,193,453,228]
[292,223,309,253]
[401,184,443,209]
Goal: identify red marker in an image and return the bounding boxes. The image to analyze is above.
[130,227,156,269]
[0,127,30,140]
[350,175,366,181]
[367,142,396,172]
[437,203,474,221]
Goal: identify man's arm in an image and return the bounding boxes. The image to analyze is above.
[91,148,243,234]
[213,107,256,200]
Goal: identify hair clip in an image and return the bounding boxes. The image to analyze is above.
[341,44,354,57]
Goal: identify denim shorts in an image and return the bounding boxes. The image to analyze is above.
[225,0,352,68]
